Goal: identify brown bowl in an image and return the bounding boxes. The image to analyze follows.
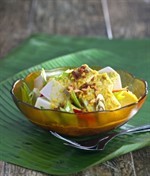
[11,67,148,136]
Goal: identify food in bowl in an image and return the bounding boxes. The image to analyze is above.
[20,64,138,112]
[11,65,148,136]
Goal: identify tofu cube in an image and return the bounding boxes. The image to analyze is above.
[34,75,45,90]
[40,79,66,105]
[99,66,122,90]
[35,97,51,109]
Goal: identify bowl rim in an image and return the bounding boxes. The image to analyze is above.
[11,67,148,114]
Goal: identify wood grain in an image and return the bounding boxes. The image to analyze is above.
[0,0,106,58]
[0,0,32,58]
[29,0,56,34]
[73,154,135,176]
[132,147,150,176]
[108,0,150,38]
[55,0,106,36]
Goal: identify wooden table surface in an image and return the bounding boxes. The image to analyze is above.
[0,0,150,176]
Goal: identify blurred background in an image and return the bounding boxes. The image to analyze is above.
[0,0,150,58]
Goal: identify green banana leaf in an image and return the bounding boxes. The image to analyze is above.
[0,34,150,82]
[0,35,150,175]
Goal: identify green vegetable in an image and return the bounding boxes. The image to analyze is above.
[81,98,95,112]
[41,68,47,84]
[70,90,82,108]
[64,100,73,112]
[21,82,33,104]
[58,71,69,79]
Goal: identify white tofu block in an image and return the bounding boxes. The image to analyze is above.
[40,79,66,103]
[98,66,115,74]
[34,75,45,90]
[98,66,122,90]
[35,97,51,109]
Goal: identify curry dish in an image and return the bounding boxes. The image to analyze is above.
[21,64,138,112]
